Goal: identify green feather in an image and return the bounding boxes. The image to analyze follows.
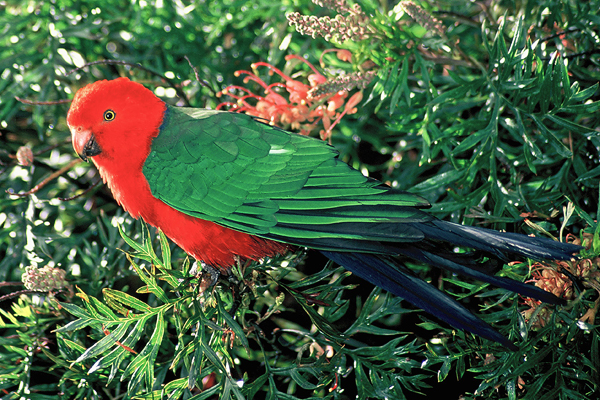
[143,106,432,251]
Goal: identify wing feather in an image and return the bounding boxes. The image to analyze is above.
[143,106,431,250]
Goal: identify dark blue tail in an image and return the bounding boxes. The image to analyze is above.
[321,251,520,350]
[320,221,580,349]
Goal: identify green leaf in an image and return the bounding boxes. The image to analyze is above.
[389,58,410,113]
[75,322,132,363]
[119,224,149,256]
[123,311,166,392]
[544,114,594,135]
[551,55,566,108]
[538,60,554,113]
[216,298,249,349]
[568,82,598,104]
[428,85,470,107]
[103,288,152,314]
[411,168,465,192]
[129,256,170,303]
[530,115,572,157]
[438,359,451,382]
[159,229,172,269]
[89,319,146,381]
[163,377,188,400]
[576,164,600,183]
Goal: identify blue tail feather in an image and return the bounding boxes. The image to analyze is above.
[319,221,580,348]
[321,251,519,350]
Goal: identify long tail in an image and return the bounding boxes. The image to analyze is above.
[321,251,520,350]
[321,221,580,349]
[411,219,580,262]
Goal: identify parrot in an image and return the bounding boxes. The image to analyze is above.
[67,77,580,349]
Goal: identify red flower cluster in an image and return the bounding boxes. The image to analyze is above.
[216,52,364,141]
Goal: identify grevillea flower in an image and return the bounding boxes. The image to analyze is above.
[521,233,600,329]
[287,0,369,43]
[399,1,446,37]
[217,52,373,141]
[22,265,68,292]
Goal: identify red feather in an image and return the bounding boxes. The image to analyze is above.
[67,78,287,269]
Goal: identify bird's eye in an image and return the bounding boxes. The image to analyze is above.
[103,110,116,121]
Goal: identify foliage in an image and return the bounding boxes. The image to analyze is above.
[1,0,600,399]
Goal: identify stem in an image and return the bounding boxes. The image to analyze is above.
[6,159,82,197]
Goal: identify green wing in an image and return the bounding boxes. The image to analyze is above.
[143,105,433,253]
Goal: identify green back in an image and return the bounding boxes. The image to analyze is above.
[143,106,433,253]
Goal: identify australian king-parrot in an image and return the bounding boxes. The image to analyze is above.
[67,77,580,349]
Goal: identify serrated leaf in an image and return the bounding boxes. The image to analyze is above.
[289,369,318,390]
[568,82,598,104]
[118,224,147,255]
[199,337,227,371]
[57,302,93,320]
[438,359,451,382]
[453,129,488,154]
[163,377,188,400]
[428,85,470,107]
[576,165,600,183]
[188,336,205,389]
[552,55,565,108]
[90,294,120,321]
[187,385,220,400]
[507,17,524,58]
[286,264,343,289]
[56,316,97,332]
[389,58,409,114]
[57,337,87,354]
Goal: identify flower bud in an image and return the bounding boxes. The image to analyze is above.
[16,146,34,167]
[22,265,68,292]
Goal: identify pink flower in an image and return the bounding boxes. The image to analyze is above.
[217,52,368,141]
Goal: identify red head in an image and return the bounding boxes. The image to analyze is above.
[67,77,166,165]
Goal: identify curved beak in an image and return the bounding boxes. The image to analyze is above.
[72,129,102,162]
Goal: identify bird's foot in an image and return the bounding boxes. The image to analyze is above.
[191,261,221,293]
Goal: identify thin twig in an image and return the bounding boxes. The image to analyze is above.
[541,27,581,42]
[0,282,25,288]
[0,290,35,302]
[57,178,102,201]
[34,139,72,156]
[6,139,71,164]
[432,10,479,27]
[14,98,71,105]
[6,159,82,197]
[540,48,600,61]
[184,55,217,96]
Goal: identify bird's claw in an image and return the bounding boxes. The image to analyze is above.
[191,261,221,293]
